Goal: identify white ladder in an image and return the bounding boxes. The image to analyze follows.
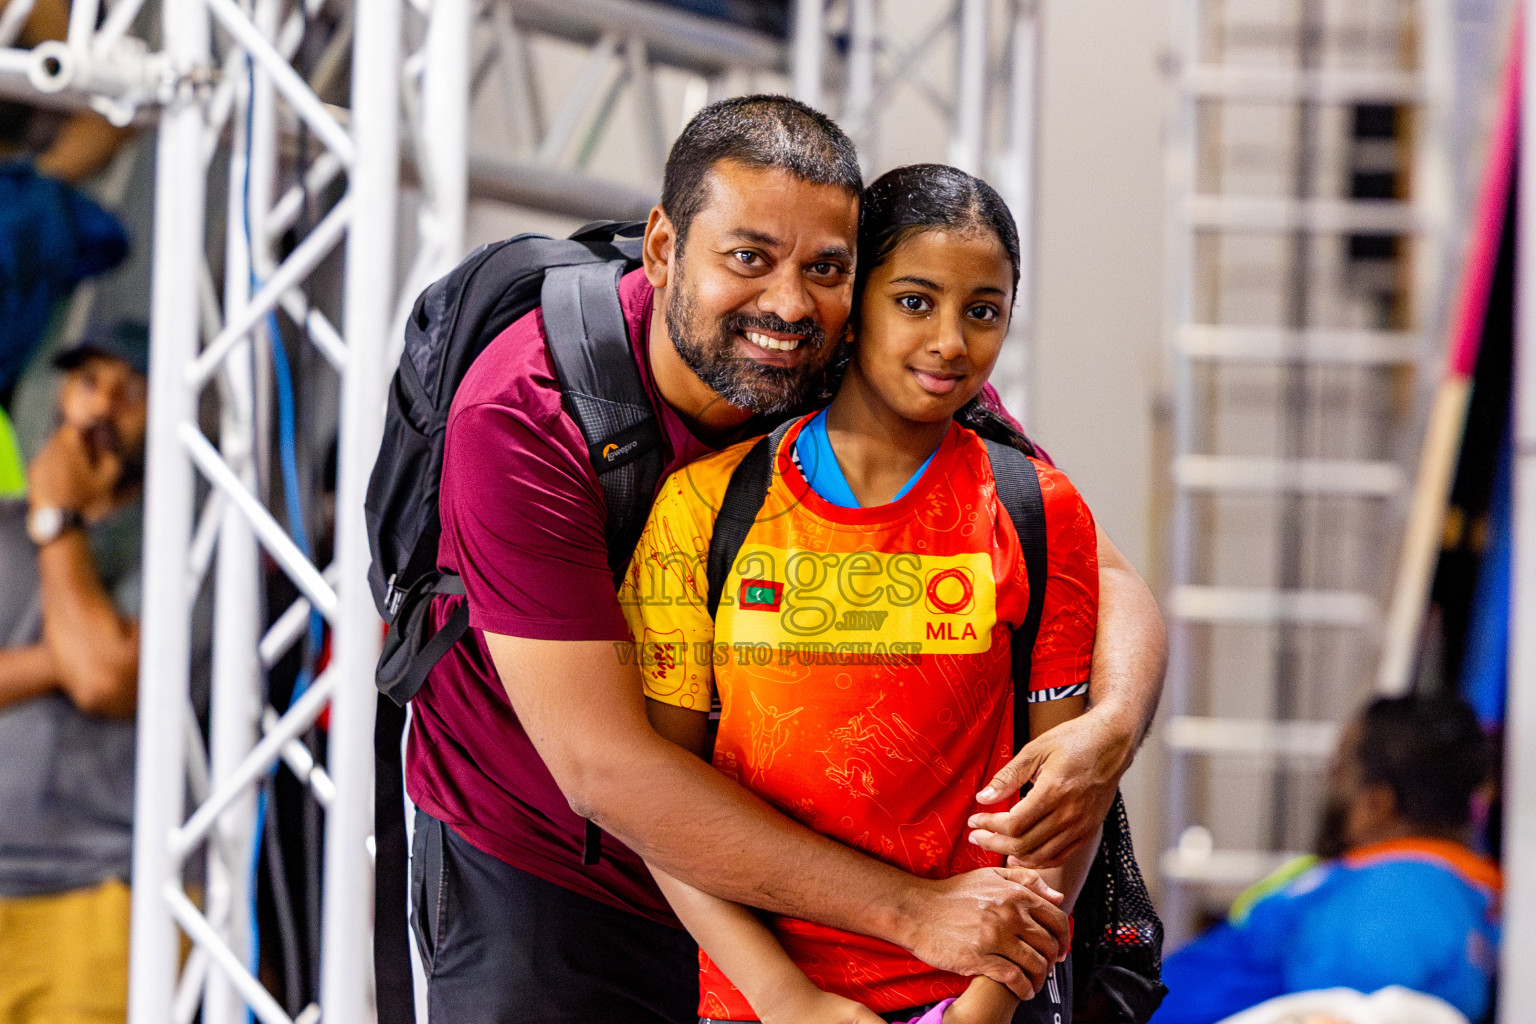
[1159,0,1453,943]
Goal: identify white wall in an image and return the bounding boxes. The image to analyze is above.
[1031,0,1170,864]
[1032,0,1167,582]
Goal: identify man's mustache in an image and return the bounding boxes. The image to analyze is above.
[721,312,827,352]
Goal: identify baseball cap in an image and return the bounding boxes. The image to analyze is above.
[52,320,150,377]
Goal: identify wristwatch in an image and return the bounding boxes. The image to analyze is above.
[26,506,85,546]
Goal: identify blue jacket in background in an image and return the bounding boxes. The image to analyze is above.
[1153,838,1500,1024]
[0,161,129,395]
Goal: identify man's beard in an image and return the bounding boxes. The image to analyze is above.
[664,265,829,417]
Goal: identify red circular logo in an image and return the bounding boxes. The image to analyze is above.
[926,567,975,614]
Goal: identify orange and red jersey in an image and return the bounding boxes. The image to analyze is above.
[619,412,1098,1018]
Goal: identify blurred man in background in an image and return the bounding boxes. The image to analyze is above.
[0,322,147,1023]
[1153,692,1499,1024]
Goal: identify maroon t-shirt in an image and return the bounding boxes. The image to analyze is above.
[406,267,1030,925]
[407,269,714,924]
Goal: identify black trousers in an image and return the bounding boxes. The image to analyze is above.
[410,809,699,1024]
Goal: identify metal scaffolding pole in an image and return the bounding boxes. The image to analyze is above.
[111,0,406,1019]
[843,0,876,156]
[322,0,400,1017]
[1158,0,1202,945]
[793,0,823,107]
[126,0,208,1014]
[419,0,470,267]
[395,0,471,362]
[950,0,987,175]
[992,0,1040,425]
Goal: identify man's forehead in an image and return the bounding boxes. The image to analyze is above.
[695,160,858,242]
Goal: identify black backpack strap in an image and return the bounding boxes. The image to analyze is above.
[375,572,467,706]
[985,444,1168,1016]
[541,260,666,586]
[985,439,1047,754]
[374,693,415,1024]
[373,576,467,1024]
[542,259,664,866]
[706,420,796,619]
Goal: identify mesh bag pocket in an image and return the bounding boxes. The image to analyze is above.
[1072,792,1168,1023]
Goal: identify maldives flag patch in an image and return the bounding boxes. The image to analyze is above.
[738,579,783,611]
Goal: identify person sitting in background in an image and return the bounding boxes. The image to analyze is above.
[1153,692,1499,1024]
[0,322,147,1024]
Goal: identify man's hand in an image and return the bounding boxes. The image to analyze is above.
[898,867,1069,1001]
[28,426,122,512]
[966,707,1135,868]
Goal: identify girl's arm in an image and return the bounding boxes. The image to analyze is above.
[644,699,885,1024]
[947,696,1099,1024]
[649,865,883,1024]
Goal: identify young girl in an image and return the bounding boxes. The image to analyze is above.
[619,164,1102,1024]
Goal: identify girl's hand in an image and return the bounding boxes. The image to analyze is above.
[758,987,887,1024]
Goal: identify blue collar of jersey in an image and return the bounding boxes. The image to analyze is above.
[794,407,938,509]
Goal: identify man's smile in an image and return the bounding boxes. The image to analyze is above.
[734,328,813,368]
[742,329,803,352]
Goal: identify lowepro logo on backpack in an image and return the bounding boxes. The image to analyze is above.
[586,418,660,473]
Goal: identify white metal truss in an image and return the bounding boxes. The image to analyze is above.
[1159,0,1454,944]
[4,0,421,1020]
[453,0,785,222]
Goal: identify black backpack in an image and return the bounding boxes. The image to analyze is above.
[365,222,665,1024]
[366,220,661,704]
